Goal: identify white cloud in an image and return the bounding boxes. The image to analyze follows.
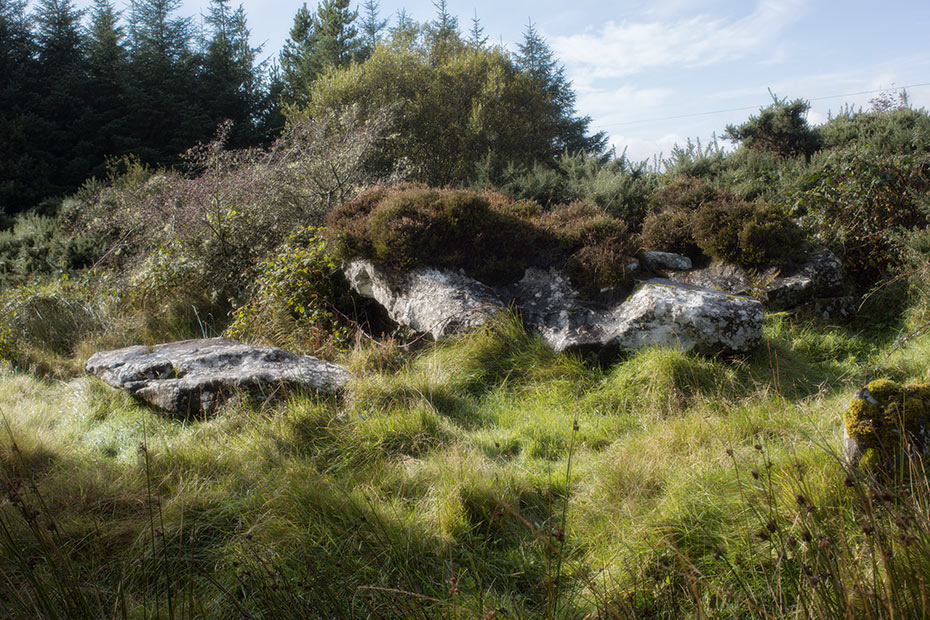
[552,0,806,81]
[607,132,684,163]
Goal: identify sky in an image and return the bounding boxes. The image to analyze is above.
[71,0,930,162]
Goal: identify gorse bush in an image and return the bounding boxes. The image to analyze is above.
[0,212,104,286]
[326,185,637,293]
[476,151,657,225]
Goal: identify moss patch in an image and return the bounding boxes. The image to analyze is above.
[844,379,930,474]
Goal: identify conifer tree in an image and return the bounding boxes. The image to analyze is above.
[32,0,90,196]
[201,0,263,145]
[425,0,459,60]
[85,0,131,172]
[0,0,42,212]
[516,20,606,156]
[280,0,360,103]
[468,10,487,49]
[359,0,386,57]
[279,3,316,100]
[312,0,361,69]
[388,8,418,51]
[125,0,202,162]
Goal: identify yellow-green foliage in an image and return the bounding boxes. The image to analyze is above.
[845,378,930,472]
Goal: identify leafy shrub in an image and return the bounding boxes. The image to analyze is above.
[74,108,397,315]
[789,143,930,287]
[327,186,638,294]
[226,227,356,357]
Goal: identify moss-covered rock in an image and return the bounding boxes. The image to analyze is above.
[844,379,930,477]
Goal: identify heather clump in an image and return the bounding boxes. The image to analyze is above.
[641,177,803,268]
[326,186,637,292]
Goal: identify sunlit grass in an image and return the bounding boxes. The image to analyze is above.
[1,311,930,617]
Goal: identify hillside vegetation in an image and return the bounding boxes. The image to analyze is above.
[3,3,930,619]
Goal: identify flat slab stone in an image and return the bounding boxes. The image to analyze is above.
[86,338,352,415]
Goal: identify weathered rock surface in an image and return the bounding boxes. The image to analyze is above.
[667,249,845,312]
[607,279,763,355]
[491,267,762,355]
[641,251,692,272]
[510,267,607,352]
[344,260,763,355]
[86,338,351,415]
[763,250,844,310]
[344,259,505,339]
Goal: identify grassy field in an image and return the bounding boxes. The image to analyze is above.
[2,307,930,619]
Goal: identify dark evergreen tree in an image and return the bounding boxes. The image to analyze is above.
[125,0,203,162]
[84,0,132,170]
[279,3,316,101]
[359,0,386,57]
[0,0,41,213]
[311,0,361,70]
[279,0,361,103]
[31,0,90,199]
[200,0,264,146]
[467,10,487,49]
[516,20,606,156]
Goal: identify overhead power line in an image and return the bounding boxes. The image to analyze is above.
[594,81,930,129]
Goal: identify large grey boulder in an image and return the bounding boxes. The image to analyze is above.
[86,338,351,415]
[344,259,505,339]
[513,269,762,354]
[344,260,763,355]
[607,279,763,355]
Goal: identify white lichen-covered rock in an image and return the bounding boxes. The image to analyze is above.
[344,259,505,340]
[606,279,763,354]
[511,267,608,352]
[668,250,844,312]
[513,269,762,354]
[641,251,692,272]
[86,338,351,415]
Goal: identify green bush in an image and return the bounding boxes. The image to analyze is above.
[73,109,394,315]
[226,227,356,357]
[789,143,930,287]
